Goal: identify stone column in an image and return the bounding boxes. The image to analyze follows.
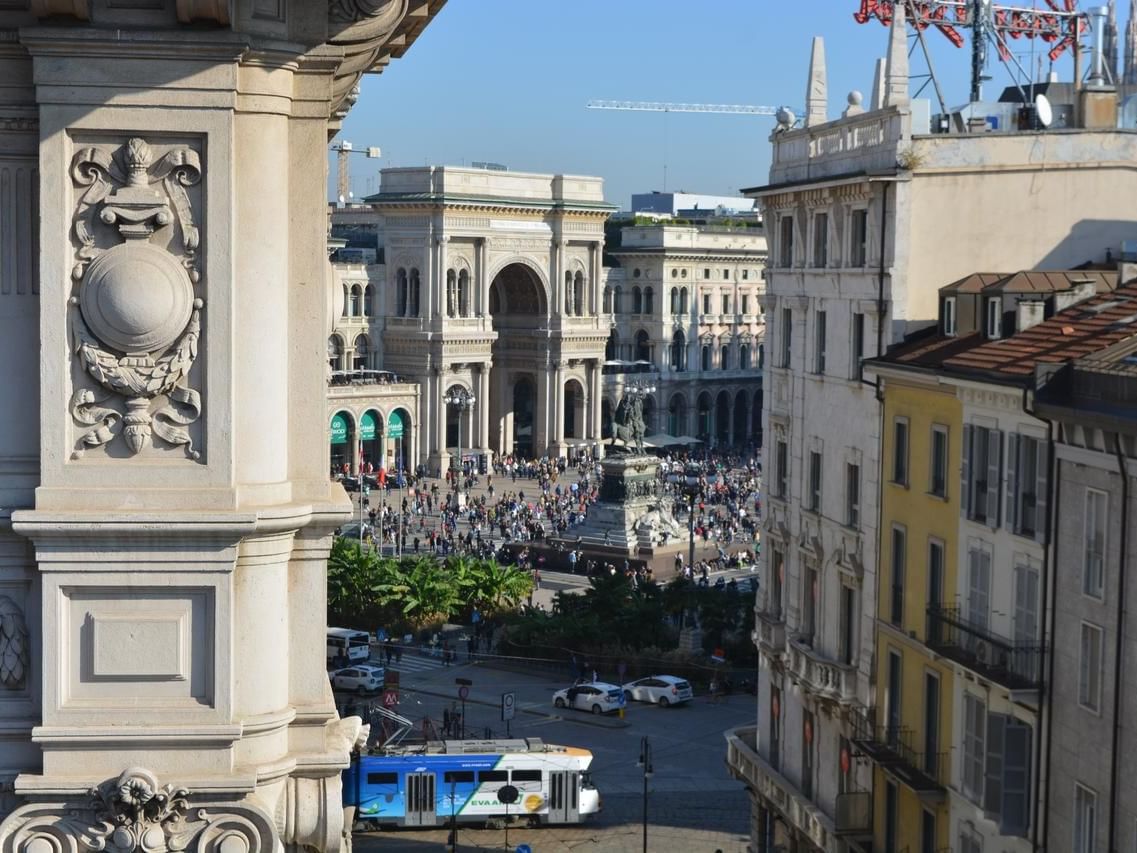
[553,362,565,447]
[591,360,604,457]
[589,241,600,315]
[436,234,448,320]
[478,364,491,453]
[0,4,443,853]
[476,237,487,316]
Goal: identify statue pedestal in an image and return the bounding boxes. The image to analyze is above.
[562,453,679,556]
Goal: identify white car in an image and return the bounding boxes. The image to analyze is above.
[331,664,385,694]
[552,682,627,715]
[621,675,694,707]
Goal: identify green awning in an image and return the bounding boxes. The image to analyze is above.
[387,411,404,439]
[360,411,377,441]
[330,413,349,445]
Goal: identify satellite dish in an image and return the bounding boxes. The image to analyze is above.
[775,107,796,128]
[1035,93,1053,128]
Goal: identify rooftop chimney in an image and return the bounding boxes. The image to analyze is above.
[1016,298,1046,332]
[1054,278,1101,311]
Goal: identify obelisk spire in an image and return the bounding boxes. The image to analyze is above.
[884,2,909,107]
[805,36,828,127]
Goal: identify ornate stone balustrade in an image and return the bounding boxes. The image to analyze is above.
[786,637,858,704]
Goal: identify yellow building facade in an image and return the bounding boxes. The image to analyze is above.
[859,365,961,853]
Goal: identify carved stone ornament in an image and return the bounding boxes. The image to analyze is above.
[67,138,204,461]
[0,768,276,853]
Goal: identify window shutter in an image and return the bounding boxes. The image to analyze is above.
[961,425,972,517]
[984,712,1006,817]
[1005,432,1019,533]
[1034,440,1048,544]
[1001,720,1032,836]
[986,429,1002,528]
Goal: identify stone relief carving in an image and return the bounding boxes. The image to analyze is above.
[0,768,276,853]
[67,138,204,461]
[327,0,408,119]
[0,597,28,691]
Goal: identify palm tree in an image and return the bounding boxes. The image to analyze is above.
[469,558,532,616]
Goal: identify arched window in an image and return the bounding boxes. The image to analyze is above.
[603,286,613,313]
[327,336,344,371]
[613,285,622,314]
[671,330,686,372]
[668,395,687,436]
[739,344,750,370]
[632,286,643,314]
[353,334,369,370]
[446,269,457,318]
[458,269,470,317]
[701,345,711,371]
[350,284,363,317]
[670,287,679,315]
[574,271,584,316]
[635,329,651,363]
[564,271,574,315]
[341,284,349,317]
[363,285,373,318]
[644,286,654,315]
[396,268,407,317]
[721,345,730,371]
[409,268,421,316]
[680,287,689,315]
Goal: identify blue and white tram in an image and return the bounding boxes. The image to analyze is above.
[344,737,600,828]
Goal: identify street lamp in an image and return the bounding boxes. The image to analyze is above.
[443,387,475,509]
[668,462,718,572]
[637,735,653,853]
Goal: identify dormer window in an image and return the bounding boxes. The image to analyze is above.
[986,297,1002,339]
[943,296,957,336]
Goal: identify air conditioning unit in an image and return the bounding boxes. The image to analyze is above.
[973,640,990,665]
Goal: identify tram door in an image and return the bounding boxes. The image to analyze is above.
[548,770,579,823]
[404,772,436,826]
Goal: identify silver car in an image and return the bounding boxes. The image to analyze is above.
[621,675,693,707]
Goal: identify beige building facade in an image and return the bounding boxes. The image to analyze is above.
[0,2,443,852]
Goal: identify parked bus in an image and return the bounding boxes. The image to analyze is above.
[343,737,599,829]
[327,628,371,667]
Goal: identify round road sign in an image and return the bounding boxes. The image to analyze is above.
[458,685,470,700]
[382,690,398,708]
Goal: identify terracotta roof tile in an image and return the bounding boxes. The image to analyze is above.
[942,283,1137,377]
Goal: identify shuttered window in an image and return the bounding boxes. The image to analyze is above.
[963,693,985,802]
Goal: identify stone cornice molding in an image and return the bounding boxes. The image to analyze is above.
[375,200,611,219]
[28,0,89,21]
[176,0,228,25]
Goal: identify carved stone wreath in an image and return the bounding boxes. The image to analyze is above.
[0,768,276,853]
[67,138,204,461]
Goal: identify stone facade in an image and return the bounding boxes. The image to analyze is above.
[604,223,766,448]
[0,2,443,852]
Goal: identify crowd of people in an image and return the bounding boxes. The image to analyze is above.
[337,447,764,574]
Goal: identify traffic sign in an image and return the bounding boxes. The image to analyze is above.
[382,690,398,708]
[501,691,516,722]
[458,685,470,700]
[515,845,532,853]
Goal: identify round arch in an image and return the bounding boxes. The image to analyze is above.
[696,392,712,442]
[328,334,345,372]
[387,407,413,474]
[733,389,750,447]
[564,377,586,440]
[486,257,551,316]
[330,409,355,475]
[715,390,731,447]
[668,393,688,437]
[360,407,382,472]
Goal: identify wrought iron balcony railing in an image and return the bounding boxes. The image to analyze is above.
[925,605,1044,692]
[834,790,871,836]
[851,718,947,799]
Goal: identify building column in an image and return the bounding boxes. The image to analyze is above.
[351,425,362,475]
[476,237,487,315]
[553,362,565,447]
[435,234,448,320]
[589,241,600,315]
[479,364,491,451]
[591,360,603,455]
[553,240,565,318]
[535,361,550,455]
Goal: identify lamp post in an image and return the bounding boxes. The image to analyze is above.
[637,735,653,853]
[669,462,717,572]
[443,387,476,509]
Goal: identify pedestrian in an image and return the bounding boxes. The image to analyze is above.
[617,660,627,684]
[591,669,598,683]
[442,640,451,667]
[466,636,475,662]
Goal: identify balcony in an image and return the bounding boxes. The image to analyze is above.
[834,791,872,837]
[926,605,1044,699]
[754,608,786,657]
[787,637,858,705]
[851,718,947,801]
[770,108,905,185]
[725,726,841,853]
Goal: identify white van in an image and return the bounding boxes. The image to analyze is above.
[327,627,371,667]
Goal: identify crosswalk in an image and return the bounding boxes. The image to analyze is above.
[368,652,466,675]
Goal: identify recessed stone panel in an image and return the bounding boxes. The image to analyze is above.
[63,587,212,709]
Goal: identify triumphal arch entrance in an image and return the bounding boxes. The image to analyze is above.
[371,167,614,471]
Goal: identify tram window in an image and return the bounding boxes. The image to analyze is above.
[443,771,475,784]
[478,770,508,783]
[366,773,398,785]
[511,770,542,782]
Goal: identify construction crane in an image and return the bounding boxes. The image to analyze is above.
[330,141,381,203]
[854,0,1085,101]
[586,100,792,116]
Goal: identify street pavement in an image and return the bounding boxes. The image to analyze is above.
[348,651,756,852]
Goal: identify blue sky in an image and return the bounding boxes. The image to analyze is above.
[333,0,1080,208]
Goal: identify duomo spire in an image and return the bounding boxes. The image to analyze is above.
[1126,0,1137,84]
